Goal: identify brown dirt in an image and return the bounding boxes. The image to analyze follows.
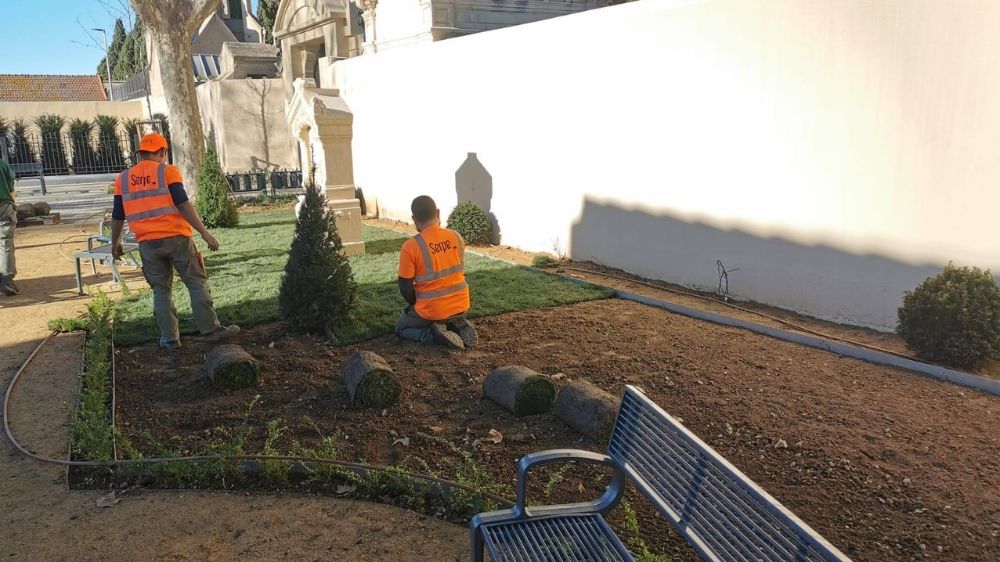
[369,216,1000,380]
[0,223,467,561]
[116,298,1000,562]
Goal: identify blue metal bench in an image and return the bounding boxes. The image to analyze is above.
[471,385,851,562]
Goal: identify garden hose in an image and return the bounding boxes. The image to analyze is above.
[3,332,514,508]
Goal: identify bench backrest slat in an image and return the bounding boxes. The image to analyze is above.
[608,386,851,562]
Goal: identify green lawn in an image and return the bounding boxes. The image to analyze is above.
[114,209,611,345]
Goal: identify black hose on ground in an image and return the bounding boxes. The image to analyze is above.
[3,332,514,508]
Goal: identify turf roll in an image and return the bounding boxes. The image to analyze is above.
[204,345,260,390]
[554,379,619,442]
[32,202,51,216]
[483,366,556,417]
[15,203,34,221]
[343,350,401,408]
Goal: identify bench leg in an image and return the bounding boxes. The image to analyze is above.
[470,522,486,562]
[91,258,98,277]
[75,258,83,296]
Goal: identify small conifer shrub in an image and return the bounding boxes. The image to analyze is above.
[279,184,357,334]
[194,145,239,228]
[446,202,492,246]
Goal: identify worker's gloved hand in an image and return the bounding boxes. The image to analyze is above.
[112,244,124,260]
[202,232,220,252]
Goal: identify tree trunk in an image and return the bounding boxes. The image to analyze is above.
[152,32,204,192]
[259,81,271,168]
[129,0,220,197]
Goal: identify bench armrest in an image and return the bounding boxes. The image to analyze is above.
[512,449,626,518]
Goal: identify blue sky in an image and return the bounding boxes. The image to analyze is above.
[1,0,259,75]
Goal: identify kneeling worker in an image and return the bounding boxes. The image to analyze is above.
[396,195,478,349]
[110,133,239,350]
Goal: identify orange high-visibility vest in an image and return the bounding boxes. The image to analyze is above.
[411,226,470,320]
[115,161,192,243]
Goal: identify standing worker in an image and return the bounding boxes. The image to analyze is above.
[396,195,479,349]
[110,133,238,350]
[0,157,17,296]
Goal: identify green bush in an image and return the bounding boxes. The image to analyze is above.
[94,115,125,172]
[278,183,357,334]
[34,114,68,174]
[897,264,1000,369]
[11,119,35,165]
[194,145,239,228]
[446,202,492,246]
[532,254,557,268]
[68,118,97,173]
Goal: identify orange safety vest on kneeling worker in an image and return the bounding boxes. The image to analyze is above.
[398,225,470,321]
[114,161,193,243]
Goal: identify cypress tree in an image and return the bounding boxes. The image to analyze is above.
[258,0,280,44]
[194,144,239,228]
[114,33,138,80]
[97,19,127,78]
[279,184,357,335]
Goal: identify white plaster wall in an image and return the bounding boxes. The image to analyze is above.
[329,0,1000,330]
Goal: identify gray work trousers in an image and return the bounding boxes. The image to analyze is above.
[0,202,16,282]
[139,236,221,345]
[395,306,466,344]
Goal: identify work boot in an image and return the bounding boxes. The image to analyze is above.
[0,277,16,296]
[159,340,182,351]
[430,323,464,349]
[203,325,240,343]
[449,318,479,348]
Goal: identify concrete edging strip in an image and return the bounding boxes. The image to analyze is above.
[616,289,1000,397]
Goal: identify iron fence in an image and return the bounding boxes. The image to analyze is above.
[225,170,305,195]
[0,130,150,176]
[111,70,151,101]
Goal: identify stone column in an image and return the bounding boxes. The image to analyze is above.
[361,0,378,54]
[311,96,365,256]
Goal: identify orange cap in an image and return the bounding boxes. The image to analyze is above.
[138,133,169,153]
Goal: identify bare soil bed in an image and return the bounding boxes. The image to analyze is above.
[114,299,1000,561]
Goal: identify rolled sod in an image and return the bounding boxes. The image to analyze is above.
[483,366,556,417]
[204,345,260,390]
[15,203,34,221]
[343,350,401,408]
[32,202,51,216]
[554,379,620,442]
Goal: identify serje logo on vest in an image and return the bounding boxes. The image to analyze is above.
[116,163,192,243]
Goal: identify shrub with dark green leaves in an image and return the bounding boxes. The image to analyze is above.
[279,183,357,334]
[194,145,239,228]
[68,118,97,173]
[446,202,492,246]
[11,119,35,165]
[34,114,68,174]
[94,115,125,172]
[897,264,1000,369]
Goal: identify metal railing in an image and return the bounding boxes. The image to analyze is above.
[225,170,304,195]
[0,131,145,176]
[111,70,151,101]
